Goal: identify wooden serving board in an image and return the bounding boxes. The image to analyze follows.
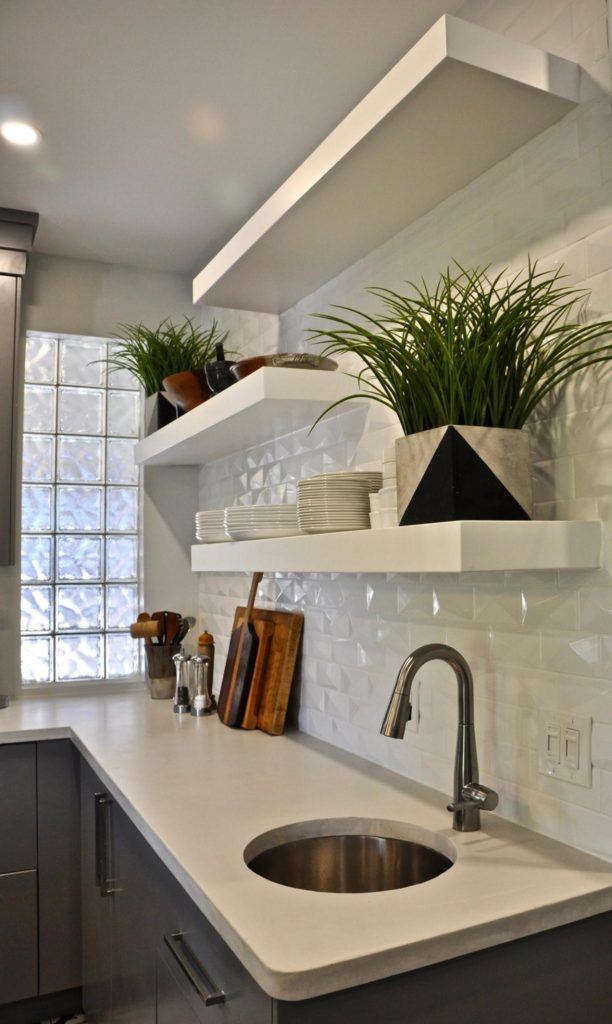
[230,606,303,735]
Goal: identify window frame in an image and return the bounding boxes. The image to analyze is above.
[20,331,144,692]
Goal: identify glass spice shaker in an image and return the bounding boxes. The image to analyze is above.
[190,654,215,716]
[172,650,191,714]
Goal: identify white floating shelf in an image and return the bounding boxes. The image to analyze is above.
[193,15,580,313]
[134,367,357,467]
[191,521,601,575]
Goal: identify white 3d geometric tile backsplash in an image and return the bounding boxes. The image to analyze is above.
[200,0,612,860]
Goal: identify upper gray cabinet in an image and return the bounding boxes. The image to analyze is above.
[0,207,38,566]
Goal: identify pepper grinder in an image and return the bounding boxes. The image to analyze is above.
[172,650,191,714]
[190,654,216,716]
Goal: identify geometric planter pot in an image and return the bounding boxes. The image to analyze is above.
[144,392,181,436]
[396,425,533,525]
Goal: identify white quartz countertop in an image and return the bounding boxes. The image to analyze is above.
[2,692,612,1001]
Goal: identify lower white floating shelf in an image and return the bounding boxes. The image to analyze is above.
[191,521,602,575]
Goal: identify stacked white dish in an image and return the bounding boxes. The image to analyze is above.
[224,504,300,540]
[370,446,399,529]
[195,509,227,543]
[298,472,382,533]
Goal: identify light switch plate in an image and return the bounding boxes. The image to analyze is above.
[538,711,592,787]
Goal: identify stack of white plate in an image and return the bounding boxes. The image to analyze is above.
[195,509,227,543]
[297,472,382,533]
[224,504,300,540]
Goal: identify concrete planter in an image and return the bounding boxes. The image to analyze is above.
[395,425,533,525]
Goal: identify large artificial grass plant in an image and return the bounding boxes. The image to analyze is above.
[105,317,229,397]
[310,262,612,434]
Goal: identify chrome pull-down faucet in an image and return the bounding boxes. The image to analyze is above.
[380,643,498,832]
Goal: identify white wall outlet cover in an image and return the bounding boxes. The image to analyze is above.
[537,711,592,788]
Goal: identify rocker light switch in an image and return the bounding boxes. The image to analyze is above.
[545,725,560,764]
[563,728,580,771]
[538,711,592,788]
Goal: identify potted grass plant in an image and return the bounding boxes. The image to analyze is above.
[310,262,612,525]
[106,317,230,434]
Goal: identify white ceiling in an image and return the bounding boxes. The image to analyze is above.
[0,0,465,276]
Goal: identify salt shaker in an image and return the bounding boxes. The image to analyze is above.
[190,654,216,716]
[172,650,191,714]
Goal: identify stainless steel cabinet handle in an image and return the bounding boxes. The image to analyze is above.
[164,932,225,1007]
[94,792,117,897]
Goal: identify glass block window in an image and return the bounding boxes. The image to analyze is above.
[21,332,143,685]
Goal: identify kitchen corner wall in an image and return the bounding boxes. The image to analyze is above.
[198,0,612,859]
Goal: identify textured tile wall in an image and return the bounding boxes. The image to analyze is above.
[199,0,612,860]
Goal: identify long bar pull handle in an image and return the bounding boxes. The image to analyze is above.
[163,932,225,1007]
[94,792,107,889]
[94,792,117,896]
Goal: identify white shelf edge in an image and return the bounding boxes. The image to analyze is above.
[134,367,358,467]
[192,14,580,312]
[191,521,601,575]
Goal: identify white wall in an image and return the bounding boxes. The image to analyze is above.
[198,0,612,860]
[2,254,199,696]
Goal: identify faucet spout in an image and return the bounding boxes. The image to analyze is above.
[380,643,497,832]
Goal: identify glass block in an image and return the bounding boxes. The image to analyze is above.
[58,387,104,435]
[106,488,138,532]
[56,634,103,680]
[106,633,140,678]
[59,338,105,386]
[57,585,103,630]
[108,390,140,437]
[21,535,53,582]
[57,486,103,532]
[21,585,53,633]
[21,636,52,684]
[23,385,56,433]
[107,439,138,484]
[22,485,53,531]
[106,535,138,580]
[57,535,102,581]
[58,436,104,482]
[106,584,138,629]
[22,434,55,482]
[25,334,56,384]
[106,344,140,390]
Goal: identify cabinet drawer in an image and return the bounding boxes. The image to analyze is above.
[0,743,36,873]
[0,870,38,1005]
[157,939,224,1024]
[154,860,271,1024]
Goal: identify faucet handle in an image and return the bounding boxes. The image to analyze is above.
[447,783,499,814]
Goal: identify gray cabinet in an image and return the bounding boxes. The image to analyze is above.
[0,870,37,1005]
[37,740,81,994]
[81,760,113,1024]
[0,742,36,873]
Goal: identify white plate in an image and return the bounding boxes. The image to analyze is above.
[225,526,303,540]
[304,472,382,482]
[299,523,370,534]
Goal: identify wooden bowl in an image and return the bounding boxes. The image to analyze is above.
[230,353,337,382]
[162,370,211,413]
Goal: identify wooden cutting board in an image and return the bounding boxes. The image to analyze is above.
[230,606,303,735]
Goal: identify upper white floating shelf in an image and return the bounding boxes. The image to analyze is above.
[193,15,580,313]
[191,521,601,575]
[134,367,356,466]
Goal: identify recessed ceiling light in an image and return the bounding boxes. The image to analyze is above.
[1,121,41,146]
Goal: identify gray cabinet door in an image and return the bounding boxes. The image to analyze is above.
[0,870,37,1004]
[0,743,37,873]
[37,740,81,994]
[110,801,157,1024]
[80,759,112,1024]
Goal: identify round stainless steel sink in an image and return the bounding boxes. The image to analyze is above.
[244,818,455,894]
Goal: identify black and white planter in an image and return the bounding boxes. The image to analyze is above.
[144,391,180,436]
[395,425,533,525]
